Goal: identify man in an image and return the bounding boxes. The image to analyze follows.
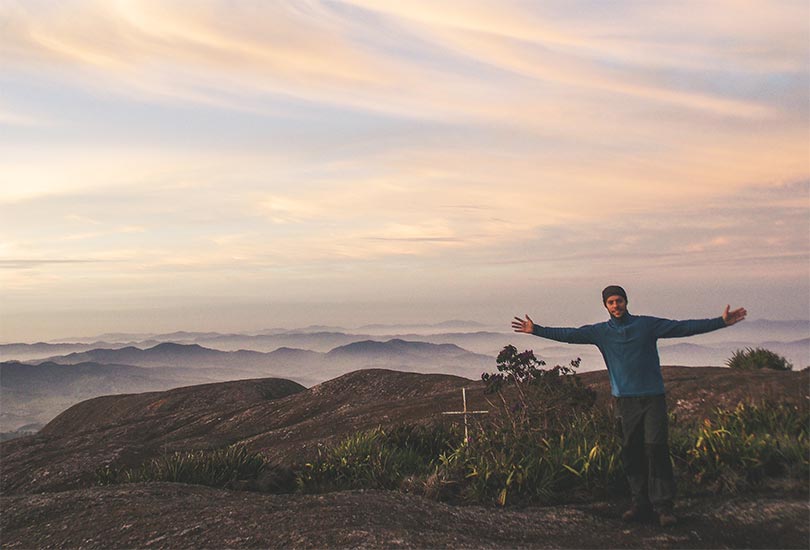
[511,285,746,527]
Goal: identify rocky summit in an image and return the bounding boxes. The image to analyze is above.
[1,366,808,549]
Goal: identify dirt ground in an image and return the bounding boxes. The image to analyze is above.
[1,483,807,549]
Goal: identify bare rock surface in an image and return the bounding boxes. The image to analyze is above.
[1,484,807,549]
[1,370,478,494]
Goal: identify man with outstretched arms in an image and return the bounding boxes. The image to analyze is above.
[512,285,746,527]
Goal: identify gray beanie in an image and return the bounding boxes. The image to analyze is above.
[602,285,627,304]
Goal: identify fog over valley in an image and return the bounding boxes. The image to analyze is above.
[2,319,807,434]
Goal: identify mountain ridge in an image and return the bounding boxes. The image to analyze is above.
[3,366,807,497]
[2,340,495,431]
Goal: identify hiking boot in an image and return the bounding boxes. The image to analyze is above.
[622,504,654,523]
[658,510,678,527]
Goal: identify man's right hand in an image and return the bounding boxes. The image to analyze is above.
[512,315,534,333]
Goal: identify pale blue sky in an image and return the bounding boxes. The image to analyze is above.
[1,1,808,341]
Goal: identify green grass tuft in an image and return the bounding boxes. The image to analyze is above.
[726,347,793,371]
[96,444,271,489]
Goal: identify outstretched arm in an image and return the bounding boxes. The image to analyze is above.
[511,314,597,344]
[722,305,747,326]
[654,304,747,338]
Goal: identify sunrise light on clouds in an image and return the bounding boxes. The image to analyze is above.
[1,0,808,341]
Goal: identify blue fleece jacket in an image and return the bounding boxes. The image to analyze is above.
[531,312,727,397]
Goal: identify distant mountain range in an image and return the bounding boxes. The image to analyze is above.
[0,360,212,433]
[32,340,493,376]
[41,342,273,370]
[0,331,515,360]
[34,318,806,343]
[5,318,807,360]
[0,340,494,431]
[45,320,493,344]
[2,319,807,432]
[658,337,809,369]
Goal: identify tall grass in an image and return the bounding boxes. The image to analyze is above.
[435,399,809,506]
[432,407,624,505]
[296,423,459,493]
[97,444,270,488]
[672,401,809,493]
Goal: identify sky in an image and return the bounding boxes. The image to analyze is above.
[1,1,808,342]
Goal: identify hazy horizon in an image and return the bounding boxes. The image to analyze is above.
[3,310,808,345]
[1,2,808,344]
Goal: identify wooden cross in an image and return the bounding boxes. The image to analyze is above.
[442,388,488,444]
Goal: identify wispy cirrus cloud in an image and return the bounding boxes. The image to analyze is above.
[3,1,460,119]
[7,0,803,126]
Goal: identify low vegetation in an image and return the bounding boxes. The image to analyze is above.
[296,423,460,493]
[672,401,809,492]
[726,347,793,371]
[97,346,809,506]
[97,445,273,489]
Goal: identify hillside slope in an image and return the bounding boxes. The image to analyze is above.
[2,366,807,497]
[0,360,215,431]
[1,377,306,494]
[0,370,476,494]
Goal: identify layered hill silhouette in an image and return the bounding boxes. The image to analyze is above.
[0,360,212,433]
[6,318,807,360]
[1,340,494,431]
[35,340,493,378]
[4,323,808,435]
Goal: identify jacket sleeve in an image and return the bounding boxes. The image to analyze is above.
[652,316,726,339]
[531,324,598,345]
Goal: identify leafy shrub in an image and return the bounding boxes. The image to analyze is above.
[481,345,596,436]
[726,347,793,371]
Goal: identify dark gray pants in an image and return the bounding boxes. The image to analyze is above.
[614,394,675,511]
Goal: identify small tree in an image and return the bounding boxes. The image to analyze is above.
[726,347,793,371]
[481,345,596,435]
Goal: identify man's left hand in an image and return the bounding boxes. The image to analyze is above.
[722,305,747,326]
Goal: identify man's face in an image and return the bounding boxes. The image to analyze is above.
[605,295,627,318]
